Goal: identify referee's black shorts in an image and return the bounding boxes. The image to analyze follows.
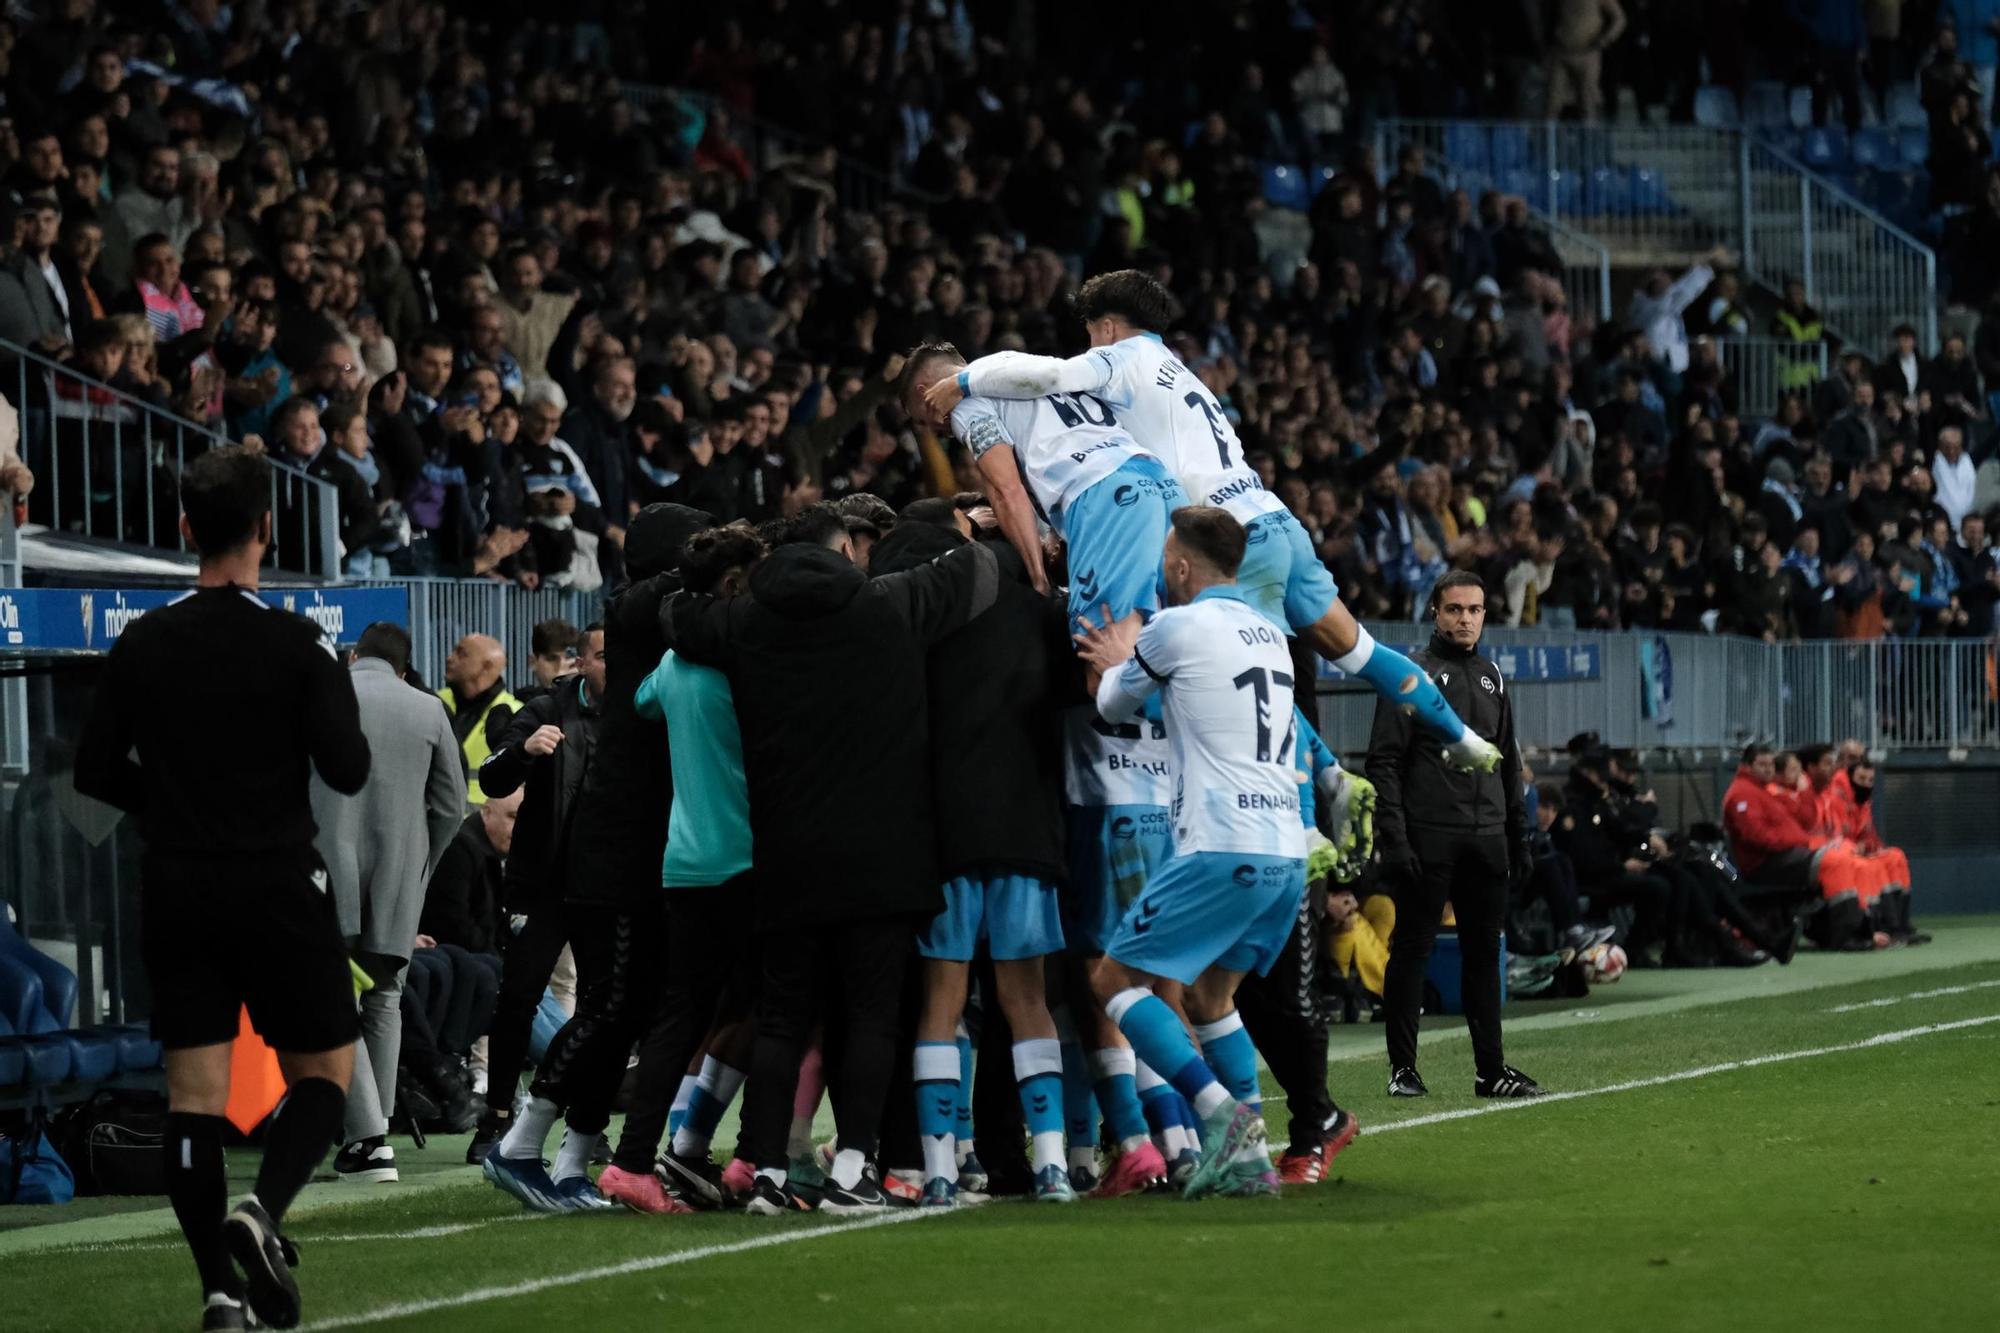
[141,848,359,1053]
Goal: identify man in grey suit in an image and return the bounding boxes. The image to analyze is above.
[311,621,464,1182]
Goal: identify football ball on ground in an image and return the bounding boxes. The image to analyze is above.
[1582,942,1628,984]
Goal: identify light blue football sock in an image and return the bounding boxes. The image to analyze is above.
[953,1022,975,1154]
[1333,625,1469,744]
[1086,1045,1152,1149]
[1103,989,1228,1117]
[914,1041,960,1183]
[1194,1011,1261,1114]
[1012,1038,1067,1173]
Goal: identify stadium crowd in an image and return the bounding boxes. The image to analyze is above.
[0,2,1994,641]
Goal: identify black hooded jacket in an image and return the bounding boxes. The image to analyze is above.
[664,537,1018,928]
[871,525,1073,886]
[566,503,715,903]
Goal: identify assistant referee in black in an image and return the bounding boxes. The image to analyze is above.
[1364,571,1545,1102]
[76,445,372,1333]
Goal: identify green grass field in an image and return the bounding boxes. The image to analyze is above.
[7,922,2000,1332]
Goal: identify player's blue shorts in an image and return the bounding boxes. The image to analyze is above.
[1236,507,1341,634]
[918,873,1065,962]
[1061,455,1189,628]
[1105,851,1308,986]
[1062,804,1172,955]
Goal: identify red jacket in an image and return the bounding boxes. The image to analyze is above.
[1821,768,1885,852]
[1725,767,1813,874]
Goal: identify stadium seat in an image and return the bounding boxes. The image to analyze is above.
[64,1032,120,1083]
[1744,81,1789,128]
[1763,128,1804,160]
[1490,123,1532,174]
[0,1033,73,1086]
[104,1023,163,1073]
[1582,166,1624,215]
[1499,166,1545,204]
[1260,162,1310,211]
[1898,125,1929,168]
[1554,169,1585,214]
[0,1036,22,1087]
[1802,126,1847,168]
[1,901,78,1028]
[1629,166,1674,216]
[1788,86,1814,129]
[1310,163,1338,198]
[1694,85,1740,128]
[1443,122,1491,178]
[1886,83,1926,129]
[1850,127,1893,168]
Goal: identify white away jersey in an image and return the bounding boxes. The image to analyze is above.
[1096,589,1308,859]
[948,362,1147,535]
[1063,703,1172,809]
[972,335,1286,523]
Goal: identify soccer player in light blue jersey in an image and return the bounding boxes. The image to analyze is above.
[923,270,1499,776]
[1074,505,1315,1199]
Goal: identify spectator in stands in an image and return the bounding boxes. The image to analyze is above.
[114,145,194,254]
[1933,426,1978,529]
[1547,0,1629,123]
[1292,44,1351,154]
[1792,0,1870,133]
[0,390,32,506]
[1630,248,1728,376]
[0,198,70,354]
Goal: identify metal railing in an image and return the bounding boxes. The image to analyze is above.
[620,82,933,215]
[1311,623,2000,759]
[1380,120,1938,356]
[1740,137,1938,357]
[1540,211,1614,322]
[367,577,605,688]
[1719,336,1828,416]
[3,339,339,577]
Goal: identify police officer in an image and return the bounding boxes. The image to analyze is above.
[1365,571,1544,1101]
[76,446,371,1332]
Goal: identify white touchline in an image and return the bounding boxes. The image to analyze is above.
[47,1215,545,1257]
[306,1013,2000,1329]
[1366,1013,2000,1136]
[1825,978,2000,1013]
[302,1208,938,1331]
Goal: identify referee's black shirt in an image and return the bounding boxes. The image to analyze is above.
[75,585,371,858]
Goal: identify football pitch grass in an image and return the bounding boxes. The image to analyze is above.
[7,921,2000,1332]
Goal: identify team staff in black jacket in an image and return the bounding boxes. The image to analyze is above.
[1366,571,1545,1101]
[75,445,370,1332]
[665,503,1024,1214]
[870,513,1074,1205]
[464,623,604,1164]
[481,503,714,1210]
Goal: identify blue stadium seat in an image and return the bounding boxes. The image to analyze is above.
[1260,162,1310,211]
[1,1034,73,1086]
[1582,166,1624,215]
[1490,123,1532,174]
[0,1036,22,1087]
[64,1033,120,1083]
[1886,83,1926,129]
[1744,81,1790,128]
[1694,85,1740,128]
[1850,127,1894,168]
[106,1024,163,1073]
[1788,86,1814,129]
[1629,167,1674,216]
[1499,166,1545,203]
[1802,126,1847,167]
[1444,122,1491,177]
[1898,125,1929,168]
[1,902,77,1028]
[1553,169,1585,214]
[1311,163,1338,198]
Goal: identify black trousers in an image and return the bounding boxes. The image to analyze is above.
[740,916,913,1170]
[1237,889,1335,1153]
[531,898,667,1136]
[485,906,568,1116]
[1524,851,1582,933]
[1584,870,1675,951]
[611,882,757,1172]
[1384,832,1508,1080]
